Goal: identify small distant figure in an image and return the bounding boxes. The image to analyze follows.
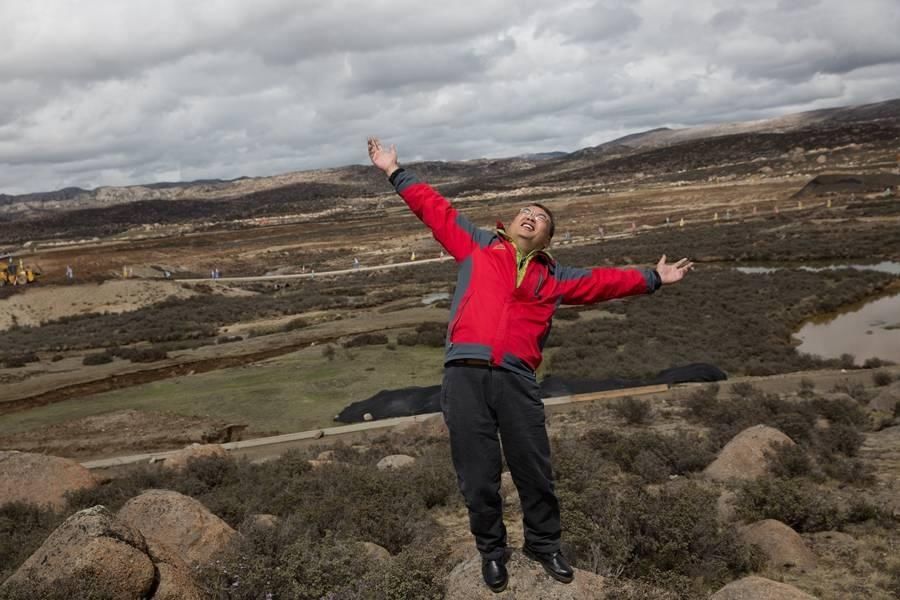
[714,212,718,221]
[564,231,571,241]
[630,222,636,234]
[353,257,360,270]
[210,269,215,279]
[752,206,758,215]
[440,250,445,259]
[826,198,832,208]
[725,209,731,219]
[665,217,670,227]
[410,251,416,261]
[65,265,74,280]
[163,270,171,279]
[797,200,803,210]
[679,218,685,228]
[774,205,779,215]
[598,226,604,238]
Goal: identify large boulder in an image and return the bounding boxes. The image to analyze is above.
[118,489,237,565]
[444,550,605,599]
[703,425,794,481]
[738,519,817,572]
[0,506,155,599]
[0,450,97,509]
[161,443,229,471]
[710,576,818,599]
[145,537,204,600]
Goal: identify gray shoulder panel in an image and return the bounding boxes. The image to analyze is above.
[455,213,495,248]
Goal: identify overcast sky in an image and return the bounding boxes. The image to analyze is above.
[1,0,898,194]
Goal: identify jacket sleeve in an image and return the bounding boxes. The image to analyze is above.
[555,265,661,305]
[390,169,493,261]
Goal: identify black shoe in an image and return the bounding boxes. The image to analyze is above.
[482,557,509,593]
[522,546,574,583]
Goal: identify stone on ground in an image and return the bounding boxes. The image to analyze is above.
[0,506,154,599]
[445,550,605,599]
[161,443,229,471]
[376,454,416,470]
[118,489,237,564]
[738,519,817,571]
[710,575,818,599]
[703,425,794,481]
[868,381,900,414]
[360,541,392,563]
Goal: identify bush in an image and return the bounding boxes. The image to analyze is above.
[82,352,113,365]
[873,371,893,386]
[561,480,759,586]
[734,478,842,532]
[611,396,654,425]
[197,520,373,600]
[583,428,715,482]
[0,502,64,583]
[343,333,388,348]
[765,442,814,479]
[817,423,864,457]
[821,457,876,486]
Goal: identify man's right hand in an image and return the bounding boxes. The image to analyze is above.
[367,137,399,177]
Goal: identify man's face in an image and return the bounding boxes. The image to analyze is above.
[508,205,552,249]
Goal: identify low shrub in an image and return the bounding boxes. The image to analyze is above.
[561,480,760,586]
[817,423,864,457]
[197,519,374,600]
[611,396,654,426]
[0,502,64,583]
[734,478,842,532]
[765,441,814,479]
[873,371,893,387]
[82,352,113,365]
[343,333,389,348]
[583,428,715,482]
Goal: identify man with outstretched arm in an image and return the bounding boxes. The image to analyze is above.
[367,137,692,593]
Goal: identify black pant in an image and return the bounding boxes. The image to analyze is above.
[441,364,561,560]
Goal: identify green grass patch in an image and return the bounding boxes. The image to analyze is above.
[0,344,444,436]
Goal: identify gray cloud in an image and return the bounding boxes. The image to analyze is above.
[1,0,898,194]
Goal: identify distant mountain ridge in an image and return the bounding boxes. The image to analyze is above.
[2,97,898,218]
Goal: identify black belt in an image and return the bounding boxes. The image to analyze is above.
[448,359,493,368]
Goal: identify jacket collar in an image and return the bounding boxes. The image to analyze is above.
[496,222,555,264]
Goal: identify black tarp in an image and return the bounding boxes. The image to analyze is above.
[334,363,727,423]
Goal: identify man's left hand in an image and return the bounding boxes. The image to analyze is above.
[656,255,693,284]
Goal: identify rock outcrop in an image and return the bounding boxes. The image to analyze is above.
[738,519,817,571]
[118,489,237,564]
[1,506,154,598]
[445,551,605,599]
[0,450,97,509]
[703,425,794,481]
[161,443,229,471]
[710,575,818,599]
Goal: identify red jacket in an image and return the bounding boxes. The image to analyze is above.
[391,169,660,378]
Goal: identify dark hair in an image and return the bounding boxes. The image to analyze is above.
[530,202,555,238]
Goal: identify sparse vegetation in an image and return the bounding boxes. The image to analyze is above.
[610,396,654,425]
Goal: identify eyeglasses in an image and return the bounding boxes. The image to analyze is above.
[519,207,550,223]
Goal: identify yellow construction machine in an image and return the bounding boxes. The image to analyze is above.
[0,256,41,286]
